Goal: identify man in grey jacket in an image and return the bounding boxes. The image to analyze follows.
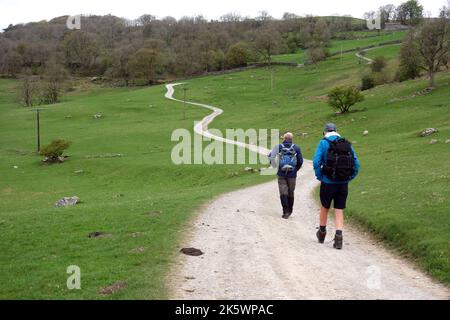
[269,132,304,219]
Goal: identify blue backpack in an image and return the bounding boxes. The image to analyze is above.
[279,143,297,172]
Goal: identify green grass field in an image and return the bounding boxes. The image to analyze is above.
[329,31,406,53]
[1,31,449,299]
[364,43,401,60]
[0,80,273,299]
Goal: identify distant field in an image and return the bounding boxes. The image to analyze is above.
[273,30,406,64]
[335,30,402,38]
[273,51,305,64]
[364,43,402,60]
[329,31,406,53]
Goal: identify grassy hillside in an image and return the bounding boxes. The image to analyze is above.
[0,80,272,299]
[0,31,449,299]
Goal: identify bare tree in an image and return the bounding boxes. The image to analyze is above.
[63,31,99,73]
[379,4,396,23]
[417,18,450,88]
[20,75,36,107]
[364,11,376,21]
[440,0,450,18]
[255,11,273,22]
[111,45,136,86]
[282,12,300,20]
[220,12,243,23]
[254,28,281,64]
[305,46,328,65]
[38,61,67,104]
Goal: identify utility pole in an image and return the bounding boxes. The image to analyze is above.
[270,68,274,91]
[183,86,187,120]
[36,108,41,153]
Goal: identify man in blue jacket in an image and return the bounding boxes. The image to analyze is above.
[313,123,360,249]
[269,132,304,219]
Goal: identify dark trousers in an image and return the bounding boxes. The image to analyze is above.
[278,176,296,214]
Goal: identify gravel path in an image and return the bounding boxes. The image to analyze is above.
[165,83,449,300]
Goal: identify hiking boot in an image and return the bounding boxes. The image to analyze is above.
[316,230,326,243]
[282,212,291,219]
[333,234,343,249]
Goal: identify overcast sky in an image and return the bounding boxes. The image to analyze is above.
[0,0,446,30]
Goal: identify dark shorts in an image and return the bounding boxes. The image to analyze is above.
[320,182,349,210]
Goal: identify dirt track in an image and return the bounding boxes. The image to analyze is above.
[165,84,449,300]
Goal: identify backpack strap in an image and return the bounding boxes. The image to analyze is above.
[290,144,297,155]
[323,137,339,145]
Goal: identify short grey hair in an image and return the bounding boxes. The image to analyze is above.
[283,132,294,140]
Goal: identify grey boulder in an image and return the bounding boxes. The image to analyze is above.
[55,196,80,207]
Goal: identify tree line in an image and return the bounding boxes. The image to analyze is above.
[0,12,363,106]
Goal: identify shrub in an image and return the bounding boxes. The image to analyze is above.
[305,46,328,65]
[396,31,422,82]
[20,75,37,107]
[40,139,72,163]
[361,74,375,91]
[225,42,251,68]
[373,70,391,86]
[327,86,365,114]
[370,56,387,72]
[38,61,67,105]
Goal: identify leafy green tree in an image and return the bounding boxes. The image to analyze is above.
[225,42,250,68]
[129,48,165,84]
[396,31,422,81]
[285,32,298,53]
[328,86,365,113]
[396,0,423,26]
[206,50,225,71]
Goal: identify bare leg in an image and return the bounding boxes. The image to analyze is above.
[320,206,329,227]
[335,209,344,230]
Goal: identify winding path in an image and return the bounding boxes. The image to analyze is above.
[356,50,374,64]
[165,83,271,156]
[164,83,449,300]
